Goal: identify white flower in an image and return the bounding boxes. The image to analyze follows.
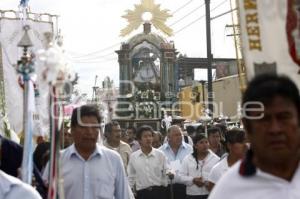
[36,43,74,86]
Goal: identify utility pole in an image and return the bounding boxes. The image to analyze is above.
[205,0,213,117]
[92,75,98,102]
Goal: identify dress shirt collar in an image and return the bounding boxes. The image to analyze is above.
[162,141,188,150]
[138,147,156,157]
[68,144,102,160]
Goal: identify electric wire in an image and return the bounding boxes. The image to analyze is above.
[171,0,194,15]
[174,0,229,34]
[67,0,198,60]
[68,42,120,59]
[69,52,115,61]
[69,0,230,63]
[72,57,117,64]
[169,3,205,27]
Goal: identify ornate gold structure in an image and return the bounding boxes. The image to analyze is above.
[120,0,173,37]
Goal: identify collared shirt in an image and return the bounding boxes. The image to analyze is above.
[159,142,193,163]
[103,140,132,168]
[159,142,193,183]
[208,161,300,199]
[43,144,130,199]
[129,140,140,152]
[0,170,42,199]
[127,148,168,191]
[208,155,229,184]
[179,150,220,196]
[211,144,227,158]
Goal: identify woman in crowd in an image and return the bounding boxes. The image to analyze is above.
[180,134,219,199]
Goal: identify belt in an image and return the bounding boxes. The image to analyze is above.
[168,183,186,188]
[139,186,164,192]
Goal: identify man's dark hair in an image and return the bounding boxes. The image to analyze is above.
[215,123,226,135]
[240,74,300,177]
[186,125,196,135]
[126,126,136,134]
[196,125,205,134]
[104,121,120,136]
[71,105,102,127]
[242,74,300,125]
[207,127,221,137]
[136,125,154,140]
[225,128,245,144]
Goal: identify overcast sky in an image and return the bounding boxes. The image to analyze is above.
[0,0,237,97]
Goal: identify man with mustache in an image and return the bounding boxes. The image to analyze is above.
[43,105,130,199]
[209,74,300,199]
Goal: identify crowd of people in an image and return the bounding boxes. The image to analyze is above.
[0,73,300,199]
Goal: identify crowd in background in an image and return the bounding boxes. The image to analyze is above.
[0,73,300,199]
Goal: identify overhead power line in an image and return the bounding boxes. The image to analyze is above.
[172,0,194,14]
[69,52,115,61]
[211,7,237,20]
[174,0,229,34]
[175,15,205,34]
[67,0,228,60]
[69,42,120,59]
[169,3,205,27]
[72,57,117,64]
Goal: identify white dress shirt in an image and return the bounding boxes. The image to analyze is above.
[209,161,300,199]
[43,144,130,199]
[179,150,220,196]
[103,140,132,168]
[127,147,168,191]
[0,170,41,199]
[159,142,193,183]
[208,155,229,184]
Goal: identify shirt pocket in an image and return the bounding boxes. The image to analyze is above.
[94,176,115,199]
[153,165,164,178]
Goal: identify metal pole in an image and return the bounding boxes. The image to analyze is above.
[170,178,174,199]
[92,75,98,101]
[230,0,248,93]
[205,0,213,117]
[169,175,174,199]
[17,25,34,184]
[199,80,206,103]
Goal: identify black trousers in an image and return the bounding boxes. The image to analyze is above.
[166,183,186,199]
[137,186,167,199]
[186,195,209,199]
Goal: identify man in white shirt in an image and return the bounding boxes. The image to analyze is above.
[43,105,130,199]
[209,74,300,199]
[126,126,140,152]
[0,170,41,199]
[159,125,193,199]
[127,125,168,199]
[103,121,132,169]
[207,128,247,191]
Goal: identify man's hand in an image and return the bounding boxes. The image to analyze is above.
[166,171,175,180]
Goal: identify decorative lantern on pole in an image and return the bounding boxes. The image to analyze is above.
[16,25,35,185]
[36,31,72,199]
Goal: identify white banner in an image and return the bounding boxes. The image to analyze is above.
[238,0,300,89]
[0,17,53,135]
